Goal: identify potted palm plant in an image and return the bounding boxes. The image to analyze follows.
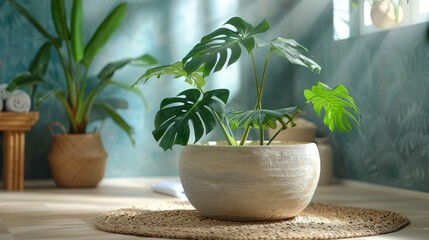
[136,17,360,221]
[6,0,156,187]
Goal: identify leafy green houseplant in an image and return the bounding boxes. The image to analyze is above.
[137,17,359,150]
[136,17,360,221]
[7,0,156,144]
[6,0,156,187]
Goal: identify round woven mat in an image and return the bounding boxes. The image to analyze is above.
[95,202,409,240]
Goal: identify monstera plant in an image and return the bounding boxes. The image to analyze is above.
[137,17,359,221]
[136,17,360,221]
[137,17,359,150]
[7,0,156,188]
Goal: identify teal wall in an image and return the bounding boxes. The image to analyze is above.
[1,0,429,193]
[288,1,429,193]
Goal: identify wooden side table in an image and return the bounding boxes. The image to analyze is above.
[0,112,39,191]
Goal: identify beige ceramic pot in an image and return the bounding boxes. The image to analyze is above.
[48,133,108,188]
[179,141,320,221]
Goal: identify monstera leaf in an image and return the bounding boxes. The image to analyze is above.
[228,107,298,130]
[304,82,360,132]
[136,61,206,88]
[153,88,229,150]
[182,17,270,76]
[270,38,321,73]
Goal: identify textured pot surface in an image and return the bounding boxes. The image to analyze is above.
[48,133,107,188]
[179,142,320,221]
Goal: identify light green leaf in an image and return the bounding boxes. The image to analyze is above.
[71,0,83,61]
[304,82,360,132]
[94,101,136,146]
[182,17,270,77]
[135,61,205,88]
[82,3,128,67]
[270,38,321,73]
[153,88,229,150]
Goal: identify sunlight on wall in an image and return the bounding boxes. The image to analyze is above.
[334,0,429,40]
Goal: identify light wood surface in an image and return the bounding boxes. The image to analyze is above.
[0,177,428,240]
[0,112,39,191]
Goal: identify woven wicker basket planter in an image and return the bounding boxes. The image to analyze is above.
[179,141,320,221]
[48,133,108,188]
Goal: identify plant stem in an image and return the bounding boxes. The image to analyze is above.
[52,45,78,132]
[250,52,259,100]
[239,52,272,145]
[257,52,271,109]
[213,111,237,146]
[266,104,306,145]
[239,53,259,145]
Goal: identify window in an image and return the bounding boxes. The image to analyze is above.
[333,0,429,41]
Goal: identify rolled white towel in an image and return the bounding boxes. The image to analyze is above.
[6,90,31,113]
[0,83,11,101]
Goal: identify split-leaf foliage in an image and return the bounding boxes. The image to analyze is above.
[136,17,360,150]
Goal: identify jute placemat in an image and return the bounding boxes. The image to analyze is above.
[95,202,409,240]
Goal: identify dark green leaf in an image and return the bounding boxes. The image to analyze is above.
[153,88,229,150]
[98,54,157,81]
[29,41,52,76]
[182,17,270,76]
[71,0,83,62]
[270,38,321,73]
[82,3,128,67]
[94,101,136,146]
[304,82,360,132]
[51,0,69,40]
[228,107,298,130]
[6,72,45,92]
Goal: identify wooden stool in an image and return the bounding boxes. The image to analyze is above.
[0,112,39,191]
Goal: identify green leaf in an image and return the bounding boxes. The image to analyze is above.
[6,72,45,92]
[51,0,69,40]
[130,54,158,66]
[71,0,84,61]
[270,38,321,73]
[28,41,52,76]
[82,3,128,68]
[98,54,157,81]
[94,101,136,146]
[7,0,59,46]
[304,82,360,132]
[182,17,270,77]
[135,61,206,88]
[228,107,298,130]
[153,88,229,150]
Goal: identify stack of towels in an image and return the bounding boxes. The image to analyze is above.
[0,84,31,113]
